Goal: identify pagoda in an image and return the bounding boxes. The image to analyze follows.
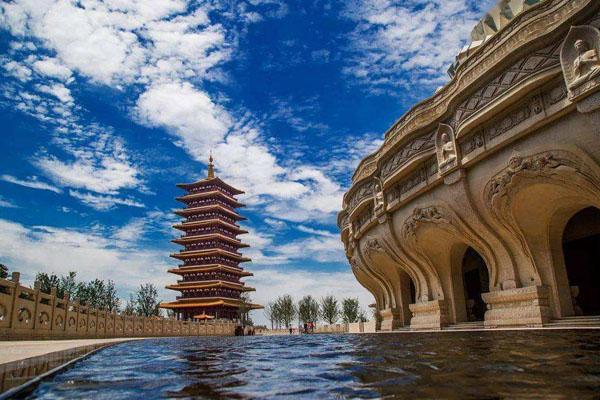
[160,155,262,321]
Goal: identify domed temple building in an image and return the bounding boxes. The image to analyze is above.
[161,156,262,321]
[338,0,600,331]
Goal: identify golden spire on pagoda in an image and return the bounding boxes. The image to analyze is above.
[207,152,215,179]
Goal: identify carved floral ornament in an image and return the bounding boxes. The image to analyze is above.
[560,25,600,101]
[485,150,588,205]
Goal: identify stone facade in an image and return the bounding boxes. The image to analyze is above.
[0,272,236,340]
[339,0,600,331]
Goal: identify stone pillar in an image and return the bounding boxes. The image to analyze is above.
[482,285,551,328]
[379,307,403,331]
[409,300,449,330]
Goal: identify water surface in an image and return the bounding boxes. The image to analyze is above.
[27,330,600,399]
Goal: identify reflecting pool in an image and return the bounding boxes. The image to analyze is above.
[26,330,600,399]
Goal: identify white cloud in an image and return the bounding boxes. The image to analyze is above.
[37,146,141,195]
[32,57,72,81]
[343,0,493,92]
[2,60,32,81]
[135,81,232,151]
[0,174,62,193]
[0,196,18,208]
[36,83,73,103]
[69,190,144,211]
[0,218,171,298]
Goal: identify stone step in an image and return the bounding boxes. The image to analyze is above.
[547,315,600,327]
[444,322,485,330]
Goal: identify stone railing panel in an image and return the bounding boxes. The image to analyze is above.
[0,275,237,340]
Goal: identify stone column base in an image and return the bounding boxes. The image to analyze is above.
[482,285,551,328]
[409,300,449,330]
[379,308,403,331]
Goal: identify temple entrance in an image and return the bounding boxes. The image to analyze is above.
[409,279,416,304]
[562,207,600,316]
[462,247,489,321]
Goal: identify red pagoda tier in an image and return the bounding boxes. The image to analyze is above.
[160,155,262,321]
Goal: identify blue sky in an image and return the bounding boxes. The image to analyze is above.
[0,0,494,324]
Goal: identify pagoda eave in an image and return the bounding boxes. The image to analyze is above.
[167,265,252,276]
[173,219,248,234]
[171,233,249,247]
[174,205,244,220]
[160,297,262,310]
[166,281,255,291]
[176,177,244,195]
[175,190,242,204]
[170,249,251,262]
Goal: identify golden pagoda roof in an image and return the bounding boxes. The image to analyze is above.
[172,233,249,248]
[173,219,248,234]
[166,280,255,292]
[176,190,244,207]
[167,264,253,276]
[160,297,263,310]
[170,248,251,262]
[174,204,245,220]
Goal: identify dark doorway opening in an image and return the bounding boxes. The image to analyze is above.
[462,248,490,321]
[409,279,416,304]
[562,207,600,316]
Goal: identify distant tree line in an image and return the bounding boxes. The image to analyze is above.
[34,271,161,317]
[264,295,367,329]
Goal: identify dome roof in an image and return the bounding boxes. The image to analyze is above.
[471,0,548,42]
[448,0,548,77]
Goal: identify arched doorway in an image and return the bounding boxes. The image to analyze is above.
[562,207,600,316]
[462,248,490,321]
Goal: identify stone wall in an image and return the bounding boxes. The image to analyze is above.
[0,273,236,340]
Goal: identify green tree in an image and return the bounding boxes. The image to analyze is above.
[276,295,296,328]
[123,294,137,316]
[135,283,161,317]
[264,301,277,329]
[0,264,8,279]
[103,280,120,312]
[298,295,319,325]
[342,298,360,323]
[59,272,78,299]
[320,295,340,324]
[359,309,368,323]
[238,292,254,326]
[35,272,61,294]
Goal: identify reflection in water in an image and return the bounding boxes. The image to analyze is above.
[28,331,600,399]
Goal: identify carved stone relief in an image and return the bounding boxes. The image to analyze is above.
[381,130,436,179]
[451,42,561,128]
[435,124,459,174]
[386,158,438,204]
[560,25,600,100]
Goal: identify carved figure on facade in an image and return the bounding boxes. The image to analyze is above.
[364,238,383,257]
[402,206,449,238]
[486,151,582,204]
[435,124,459,174]
[561,25,600,100]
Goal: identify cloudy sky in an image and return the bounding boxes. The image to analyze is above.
[0,0,495,325]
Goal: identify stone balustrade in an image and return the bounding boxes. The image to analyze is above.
[0,272,236,340]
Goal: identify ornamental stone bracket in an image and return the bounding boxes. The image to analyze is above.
[560,25,600,108]
[482,285,552,328]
